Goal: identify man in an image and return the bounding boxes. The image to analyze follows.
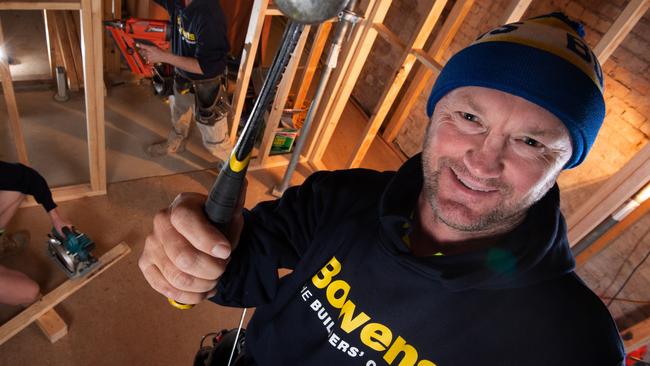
[0,161,73,305]
[141,0,231,157]
[139,13,625,365]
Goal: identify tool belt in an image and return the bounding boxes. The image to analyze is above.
[175,72,230,126]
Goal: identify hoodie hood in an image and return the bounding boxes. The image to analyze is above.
[379,154,575,291]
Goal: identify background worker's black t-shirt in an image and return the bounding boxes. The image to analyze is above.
[154,0,229,80]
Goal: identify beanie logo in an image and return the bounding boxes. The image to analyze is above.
[474,21,603,92]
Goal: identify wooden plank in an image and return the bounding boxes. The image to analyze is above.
[35,308,68,343]
[0,18,30,165]
[0,243,131,345]
[53,11,80,91]
[228,0,271,145]
[63,10,84,85]
[346,0,448,168]
[567,142,650,246]
[84,0,106,192]
[0,1,81,10]
[621,316,650,353]
[20,183,105,208]
[303,0,379,162]
[575,198,650,267]
[254,25,311,167]
[292,21,333,128]
[500,0,533,24]
[381,0,474,143]
[594,0,649,64]
[308,0,393,166]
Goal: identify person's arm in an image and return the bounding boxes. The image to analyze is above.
[0,162,57,213]
[137,45,204,75]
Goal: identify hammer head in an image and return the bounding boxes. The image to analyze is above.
[274,0,350,23]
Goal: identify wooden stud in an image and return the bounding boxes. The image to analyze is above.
[292,21,333,128]
[254,25,311,167]
[103,0,122,75]
[346,0,448,168]
[53,11,80,91]
[228,0,271,145]
[86,0,106,192]
[500,0,533,24]
[621,315,650,353]
[0,1,81,11]
[265,5,283,16]
[0,243,131,345]
[43,10,55,78]
[63,10,84,85]
[307,0,393,167]
[381,0,475,143]
[0,18,30,165]
[44,10,65,79]
[594,0,650,64]
[575,198,650,267]
[35,308,68,343]
[374,23,407,51]
[303,0,379,162]
[567,142,650,246]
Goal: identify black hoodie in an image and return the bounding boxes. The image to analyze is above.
[212,155,624,366]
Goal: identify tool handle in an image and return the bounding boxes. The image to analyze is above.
[204,158,249,229]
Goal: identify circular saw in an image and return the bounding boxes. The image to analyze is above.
[47,227,98,278]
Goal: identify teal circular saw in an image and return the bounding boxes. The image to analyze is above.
[47,227,98,278]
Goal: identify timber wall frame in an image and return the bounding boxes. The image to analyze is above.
[0,0,106,202]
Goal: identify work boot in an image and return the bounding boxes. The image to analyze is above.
[146,131,187,158]
[0,230,30,259]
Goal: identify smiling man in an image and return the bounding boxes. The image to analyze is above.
[139,13,625,365]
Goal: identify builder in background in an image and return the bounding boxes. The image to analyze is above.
[139,13,625,365]
[0,161,73,305]
[141,0,231,158]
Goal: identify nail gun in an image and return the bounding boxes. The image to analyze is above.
[104,18,174,96]
[47,227,98,278]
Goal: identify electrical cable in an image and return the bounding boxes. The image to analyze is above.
[606,229,650,307]
[599,225,650,301]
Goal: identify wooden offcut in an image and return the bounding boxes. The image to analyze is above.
[0,243,131,345]
[34,308,68,343]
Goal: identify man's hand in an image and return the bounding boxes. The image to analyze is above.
[49,207,73,236]
[139,185,246,305]
[137,43,169,64]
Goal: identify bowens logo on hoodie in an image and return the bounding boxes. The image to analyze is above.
[300,257,437,366]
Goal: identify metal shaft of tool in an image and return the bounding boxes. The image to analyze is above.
[226,308,248,366]
[272,0,359,197]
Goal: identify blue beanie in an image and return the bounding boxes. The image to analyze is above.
[426,13,605,168]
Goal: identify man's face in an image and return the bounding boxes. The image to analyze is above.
[422,86,573,234]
